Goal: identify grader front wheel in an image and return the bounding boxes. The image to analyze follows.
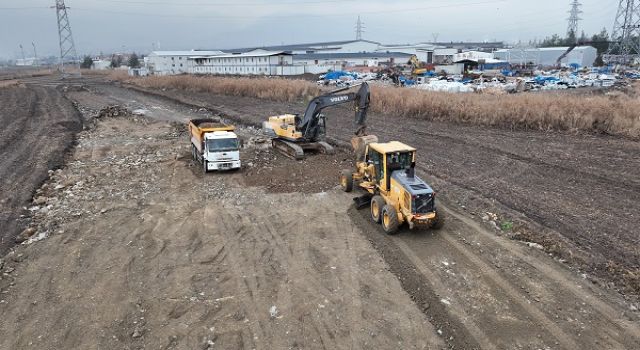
[340,170,353,192]
[370,195,384,224]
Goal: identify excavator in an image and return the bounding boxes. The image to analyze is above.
[263,82,371,160]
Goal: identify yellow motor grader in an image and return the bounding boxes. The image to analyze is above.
[341,136,444,234]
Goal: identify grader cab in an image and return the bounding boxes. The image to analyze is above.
[341,139,444,234]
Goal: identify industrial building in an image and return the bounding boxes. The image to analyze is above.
[494,46,597,67]
[188,50,296,76]
[293,52,413,74]
[224,39,382,55]
[142,40,512,76]
[146,50,224,75]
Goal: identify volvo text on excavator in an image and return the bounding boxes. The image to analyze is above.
[262,82,370,160]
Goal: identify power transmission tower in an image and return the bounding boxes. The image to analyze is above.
[32,43,39,67]
[605,0,640,65]
[355,16,365,40]
[567,0,582,41]
[19,44,26,65]
[52,0,80,75]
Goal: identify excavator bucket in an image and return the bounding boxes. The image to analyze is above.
[353,194,372,209]
[351,135,378,161]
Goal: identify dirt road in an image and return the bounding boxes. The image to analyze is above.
[0,84,81,255]
[0,111,443,349]
[131,84,640,298]
[1,78,639,349]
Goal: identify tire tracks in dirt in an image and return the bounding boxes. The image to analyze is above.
[441,205,640,345]
[71,82,639,347]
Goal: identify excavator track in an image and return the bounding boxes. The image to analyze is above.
[316,141,335,155]
[272,138,305,160]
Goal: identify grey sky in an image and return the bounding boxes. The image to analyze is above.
[0,0,618,59]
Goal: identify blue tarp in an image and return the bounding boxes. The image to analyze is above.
[533,76,560,84]
[399,76,416,86]
[323,71,358,80]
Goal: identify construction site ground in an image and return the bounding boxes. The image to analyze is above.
[0,76,639,349]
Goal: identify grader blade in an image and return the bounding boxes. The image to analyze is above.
[353,194,372,209]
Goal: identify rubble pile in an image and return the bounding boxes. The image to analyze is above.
[97,105,131,118]
[17,124,186,245]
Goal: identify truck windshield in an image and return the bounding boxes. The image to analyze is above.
[207,139,239,152]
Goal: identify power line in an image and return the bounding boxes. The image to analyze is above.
[92,0,356,6]
[70,0,508,20]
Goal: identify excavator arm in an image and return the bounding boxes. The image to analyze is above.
[298,82,370,141]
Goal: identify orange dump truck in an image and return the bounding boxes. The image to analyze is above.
[189,119,241,172]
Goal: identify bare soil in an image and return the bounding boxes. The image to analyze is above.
[1,76,639,349]
[0,111,442,350]
[129,83,640,299]
[0,84,82,255]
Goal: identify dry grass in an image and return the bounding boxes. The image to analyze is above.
[371,86,640,138]
[123,75,322,103]
[117,75,640,138]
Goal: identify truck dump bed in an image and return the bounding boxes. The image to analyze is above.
[189,119,235,136]
[189,118,235,144]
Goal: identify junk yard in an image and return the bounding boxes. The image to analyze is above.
[1,1,640,349]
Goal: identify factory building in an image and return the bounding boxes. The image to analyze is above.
[376,43,436,63]
[225,39,382,55]
[146,50,224,75]
[293,52,413,74]
[142,40,514,76]
[188,50,296,76]
[494,46,597,67]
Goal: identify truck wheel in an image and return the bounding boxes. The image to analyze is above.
[370,195,385,224]
[203,160,209,173]
[431,209,445,230]
[381,205,400,235]
[340,170,353,192]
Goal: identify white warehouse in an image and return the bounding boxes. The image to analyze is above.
[188,50,299,76]
[146,50,224,75]
[494,46,597,67]
[293,52,413,74]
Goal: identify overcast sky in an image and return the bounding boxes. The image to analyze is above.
[0,0,618,59]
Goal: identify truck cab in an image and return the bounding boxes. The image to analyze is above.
[203,131,241,171]
[189,119,241,172]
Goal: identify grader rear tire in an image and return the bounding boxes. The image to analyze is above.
[431,209,445,230]
[381,205,400,235]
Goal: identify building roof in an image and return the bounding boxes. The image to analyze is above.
[217,39,381,54]
[149,50,224,57]
[188,50,291,59]
[294,52,413,60]
[453,58,508,64]
[496,46,596,53]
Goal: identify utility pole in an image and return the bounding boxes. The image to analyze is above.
[32,42,39,67]
[567,0,582,42]
[52,0,80,76]
[355,16,365,41]
[605,0,640,65]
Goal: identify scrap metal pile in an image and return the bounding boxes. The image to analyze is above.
[317,68,640,94]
